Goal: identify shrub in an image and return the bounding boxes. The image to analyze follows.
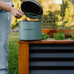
[70,32,74,40]
[53,32,65,40]
[42,33,50,40]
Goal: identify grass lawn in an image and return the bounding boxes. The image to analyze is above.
[8,32,19,74]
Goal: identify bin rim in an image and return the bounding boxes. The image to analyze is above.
[19,20,41,22]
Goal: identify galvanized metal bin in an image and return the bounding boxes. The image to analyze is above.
[19,21,42,40]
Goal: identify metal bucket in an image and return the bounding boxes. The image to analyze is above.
[21,0,43,19]
[19,21,42,41]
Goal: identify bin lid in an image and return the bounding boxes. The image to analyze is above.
[21,0,43,19]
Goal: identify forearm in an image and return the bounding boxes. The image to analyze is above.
[0,1,24,18]
[0,1,12,12]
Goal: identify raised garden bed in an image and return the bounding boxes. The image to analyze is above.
[19,40,74,74]
[42,29,74,40]
[19,29,74,74]
[42,29,74,37]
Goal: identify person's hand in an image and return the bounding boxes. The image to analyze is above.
[10,7,24,18]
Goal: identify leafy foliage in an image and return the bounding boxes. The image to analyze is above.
[12,0,74,29]
[53,32,65,40]
[70,32,74,40]
[42,33,50,40]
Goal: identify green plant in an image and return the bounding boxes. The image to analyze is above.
[70,32,74,40]
[42,33,50,40]
[53,32,65,40]
[57,20,68,33]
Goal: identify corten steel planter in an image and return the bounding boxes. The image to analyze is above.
[42,29,74,37]
[19,40,74,74]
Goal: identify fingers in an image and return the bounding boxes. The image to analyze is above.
[15,13,22,18]
[18,9,24,16]
[20,0,25,2]
[15,10,24,18]
[11,7,24,18]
